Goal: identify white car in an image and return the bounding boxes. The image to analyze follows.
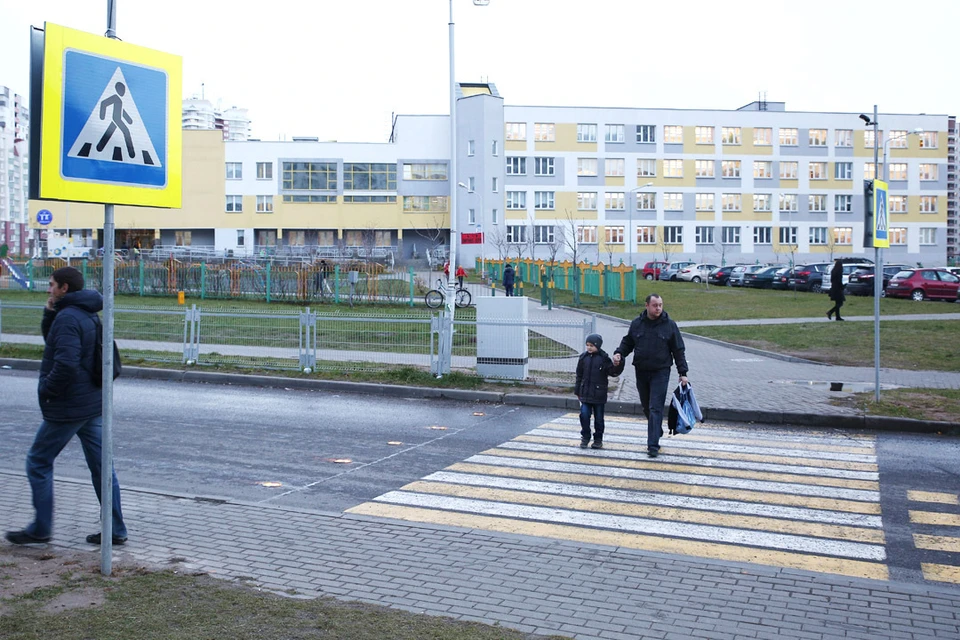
[676,263,719,283]
[822,263,874,294]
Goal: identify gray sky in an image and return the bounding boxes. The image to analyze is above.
[3,0,959,142]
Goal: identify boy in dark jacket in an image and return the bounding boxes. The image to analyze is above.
[575,333,621,449]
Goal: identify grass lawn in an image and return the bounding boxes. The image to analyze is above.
[830,388,960,427]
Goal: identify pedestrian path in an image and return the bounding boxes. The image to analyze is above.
[349,413,894,581]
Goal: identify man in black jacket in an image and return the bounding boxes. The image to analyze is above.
[5,267,128,546]
[612,294,689,458]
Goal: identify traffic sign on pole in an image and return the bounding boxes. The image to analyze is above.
[873,179,889,248]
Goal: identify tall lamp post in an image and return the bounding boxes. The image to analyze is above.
[628,182,654,268]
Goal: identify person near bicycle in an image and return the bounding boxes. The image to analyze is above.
[503,263,516,297]
[443,261,450,279]
[456,264,467,289]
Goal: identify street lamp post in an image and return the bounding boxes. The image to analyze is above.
[629,182,654,268]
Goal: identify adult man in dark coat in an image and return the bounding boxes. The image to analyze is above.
[5,266,128,546]
[612,293,689,458]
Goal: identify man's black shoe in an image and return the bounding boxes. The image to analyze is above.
[86,533,127,546]
[591,440,603,449]
[647,449,659,458]
[5,530,51,545]
[580,439,590,449]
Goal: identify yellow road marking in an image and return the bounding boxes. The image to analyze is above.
[910,511,960,527]
[484,448,880,491]
[914,534,960,553]
[347,503,888,581]
[402,481,885,544]
[921,563,960,584]
[446,463,882,514]
[514,435,878,472]
[907,491,960,505]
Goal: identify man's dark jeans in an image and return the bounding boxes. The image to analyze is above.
[636,368,671,451]
[579,402,605,441]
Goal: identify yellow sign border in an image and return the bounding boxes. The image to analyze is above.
[38,23,182,208]
[873,180,889,248]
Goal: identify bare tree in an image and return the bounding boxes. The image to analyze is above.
[487,224,509,262]
[556,209,589,304]
[412,215,449,267]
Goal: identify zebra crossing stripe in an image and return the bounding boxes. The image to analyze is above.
[482,449,880,493]
[446,463,880,514]
[907,491,960,505]
[400,480,885,543]
[420,471,883,527]
[914,534,960,553]
[370,492,886,560]
[921,563,960,585]
[910,511,960,527]
[497,441,879,481]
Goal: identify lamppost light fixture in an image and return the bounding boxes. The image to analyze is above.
[473,0,490,5]
[859,114,874,125]
[457,181,468,189]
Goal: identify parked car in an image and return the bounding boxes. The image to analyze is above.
[742,265,787,289]
[729,264,765,287]
[676,263,719,283]
[845,264,911,296]
[942,266,960,278]
[641,261,669,281]
[821,263,874,295]
[771,267,795,290]
[885,268,960,301]
[707,265,738,286]
[659,260,696,281]
[788,258,873,293]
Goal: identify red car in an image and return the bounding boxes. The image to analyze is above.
[885,268,960,301]
[641,261,669,281]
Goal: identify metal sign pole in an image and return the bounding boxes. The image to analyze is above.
[872,105,881,403]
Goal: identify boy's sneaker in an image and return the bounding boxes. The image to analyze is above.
[580,438,590,449]
[591,440,603,449]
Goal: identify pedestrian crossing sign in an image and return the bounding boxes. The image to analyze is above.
[873,180,889,248]
[30,23,181,208]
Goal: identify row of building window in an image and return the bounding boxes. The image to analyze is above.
[226,162,450,187]
[225,195,451,212]
[504,123,939,149]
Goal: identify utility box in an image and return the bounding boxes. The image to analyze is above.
[347,270,359,284]
[476,297,528,380]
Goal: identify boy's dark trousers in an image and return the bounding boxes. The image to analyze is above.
[579,402,605,441]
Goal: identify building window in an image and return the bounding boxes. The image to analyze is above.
[534,123,555,141]
[695,126,714,144]
[468,140,475,156]
[342,195,397,203]
[468,208,476,224]
[721,127,741,145]
[534,191,555,210]
[721,193,742,211]
[888,163,908,180]
[343,163,397,190]
[492,140,498,156]
[779,128,798,146]
[663,226,683,244]
[835,129,853,147]
[577,192,598,210]
[753,226,772,244]
[888,130,909,148]
[282,194,336,203]
[605,226,625,244]
[864,163,880,180]
[637,226,656,244]
[287,231,306,246]
[505,157,527,175]
[720,160,741,178]
[402,196,448,212]
[664,159,684,178]
[506,191,526,209]
[534,225,555,244]
[403,163,448,180]
[637,158,657,177]
[835,194,853,212]
[695,193,714,211]
[577,225,597,243]
[605,192,625,210]
[605,158,625,177]
[920,132,938,148]
[809,162,827,180]
[889,227,907,245]
[695,159,714,177]
[919,164,938,181]
[809,227,828,245]
[577,123,598,142]
[753,194,772,211]
[535,157,555,176]
[780,161,799,179]
[834,162,852,180]
[809,194,828,212]
[505,122,526,140]
[808,129,828,146]
[754,127,772,146]
[577,158,598,176]
[864,130,882,148]
[834,227,853,245]
[468,176,476,191]
[890,195,907,212]
[753,161,772,179]
[492,208,499,224]
[605,124,624,143]
[506,225,527,243]
[492,177,498,192]
[256,162,272,180]
[695,226,714,244]
[664,125,683,143]
[636,125,656,143]
[663,193,684,211]
[237,230,245,246]
[637,192,656,210]
[722,226,740,244]
[256,195,273,213]
[226,195,242,212]
[226,162,242,179]
[920,196,938,212]
[175,231,192,246]
[919,228,937,244]
[779,226,797,244]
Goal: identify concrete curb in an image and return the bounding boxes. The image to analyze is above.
[2,356,957,433]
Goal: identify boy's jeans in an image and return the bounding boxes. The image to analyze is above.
[579,402,605,441]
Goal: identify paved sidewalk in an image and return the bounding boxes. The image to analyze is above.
[3,471,958,640]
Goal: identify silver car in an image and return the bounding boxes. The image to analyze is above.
[728,264,765,287]
[658,260,696,281]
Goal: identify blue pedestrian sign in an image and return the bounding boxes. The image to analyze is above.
[36,209,53,225]
[873,180,889,248]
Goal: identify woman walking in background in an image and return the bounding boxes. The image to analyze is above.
[826,259,845,321]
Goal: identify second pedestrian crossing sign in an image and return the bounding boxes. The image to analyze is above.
[873,180,889,248]
[29,22,182,208]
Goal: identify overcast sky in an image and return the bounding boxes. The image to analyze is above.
[3,0,959,142]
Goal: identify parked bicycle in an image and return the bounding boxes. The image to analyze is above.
[425,278,472,308]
